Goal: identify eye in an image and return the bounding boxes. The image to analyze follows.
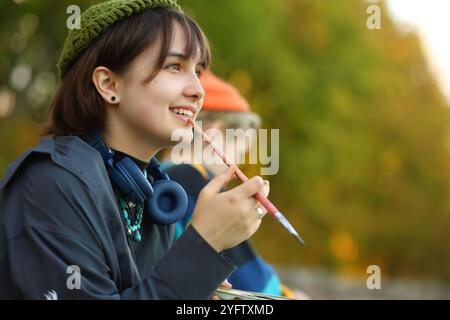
[165,63,181,71]
[195,69,203,78]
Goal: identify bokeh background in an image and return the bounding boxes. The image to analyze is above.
[1,0,449,298]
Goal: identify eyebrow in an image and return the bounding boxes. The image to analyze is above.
[166,52,189,60]
[166,51,205,67]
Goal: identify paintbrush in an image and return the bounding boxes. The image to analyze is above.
[186,118,305,245]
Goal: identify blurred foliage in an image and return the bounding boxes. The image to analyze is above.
[1,0,450,281]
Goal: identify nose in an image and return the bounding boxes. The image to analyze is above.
[184,72,205,101]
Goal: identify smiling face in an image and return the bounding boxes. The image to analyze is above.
[115,22,205,147]
[90,18,209,161]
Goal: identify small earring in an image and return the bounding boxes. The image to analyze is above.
[111,96,116,102]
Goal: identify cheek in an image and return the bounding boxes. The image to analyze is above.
[118,76,189,144]
[137,103,159,122]
[123,87,165,123]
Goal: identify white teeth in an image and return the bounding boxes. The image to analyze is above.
[171,108,194,118]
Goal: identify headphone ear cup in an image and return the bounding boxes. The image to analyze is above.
[144,180,188,225]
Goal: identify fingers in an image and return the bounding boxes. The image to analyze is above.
[230,176,265,200]
[250,215,263,233]
[224,178,270,217]
[256,180,270,215]
[261,180,270,198]
[220,279,232,289]
[201,166,235,197]
[255,204,268,217]
[211,280,232,300]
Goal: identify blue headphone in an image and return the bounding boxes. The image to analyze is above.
[84,130,188,225]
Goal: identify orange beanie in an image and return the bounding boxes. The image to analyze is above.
[200,70,250,112]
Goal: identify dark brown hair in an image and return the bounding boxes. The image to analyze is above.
[42,7,210,136]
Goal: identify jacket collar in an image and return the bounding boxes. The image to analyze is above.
[0,135,105,191]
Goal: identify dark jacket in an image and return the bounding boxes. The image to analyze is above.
[0,135,235,299]
[165,163,282,295]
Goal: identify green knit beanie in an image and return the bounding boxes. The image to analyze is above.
[57,0,181,78]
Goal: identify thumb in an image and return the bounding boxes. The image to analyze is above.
[220,279,232,288]
[230,175,265,199]
[202,166,235,196]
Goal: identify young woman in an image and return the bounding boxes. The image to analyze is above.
[0,0,268,299]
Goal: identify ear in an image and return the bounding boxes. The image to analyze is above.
[92,66,121,104]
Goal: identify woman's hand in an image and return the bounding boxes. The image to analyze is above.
[192,167,270,253]
[210,279,232,300]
